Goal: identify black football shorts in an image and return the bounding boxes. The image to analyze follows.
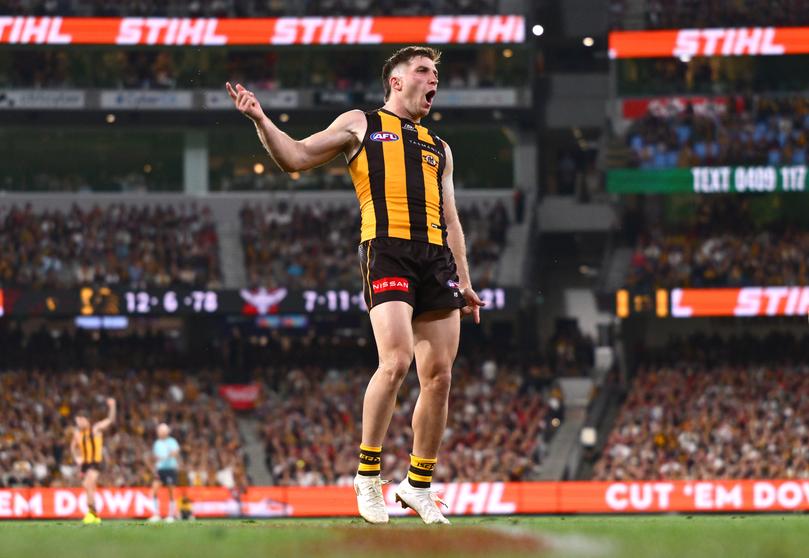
[157,468,179,486]
[358,237,466,317]
[81,462,103,473]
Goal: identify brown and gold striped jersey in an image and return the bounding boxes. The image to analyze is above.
[80,429,103,464]
[348,108,447,246]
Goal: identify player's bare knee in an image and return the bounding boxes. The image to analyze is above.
[420,366,452,395]
[377,353,412,386]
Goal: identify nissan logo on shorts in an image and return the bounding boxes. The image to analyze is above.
[370,131,400,142]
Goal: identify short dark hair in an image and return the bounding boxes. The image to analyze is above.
[381,46,441,101]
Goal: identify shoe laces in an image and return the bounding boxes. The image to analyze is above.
[420,489,448,522]
[428,490,448,509]
[359,477,389,507]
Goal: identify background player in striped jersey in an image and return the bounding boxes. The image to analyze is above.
[227,46,485,525]
[70,398,116,524]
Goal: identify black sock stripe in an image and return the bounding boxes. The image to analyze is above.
[409,465,434,477]
[357,470,380,477]
[408,478,431,488]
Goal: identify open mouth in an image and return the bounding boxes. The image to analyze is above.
[425,90,436,104]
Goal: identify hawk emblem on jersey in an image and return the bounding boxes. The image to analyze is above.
[422,154,438,167]
[370,131,400,142]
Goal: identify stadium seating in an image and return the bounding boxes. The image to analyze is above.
[240,200,512,290]
[593,333,809,480]
[257,357,558,486]
[610,0,809,30]
[0,203,222,289]
[0,0,500,17]
[2,49,513,91]
[624,96,809,170]
[0,320,560,487]
[625,198,809,289]
[0,368,246,488]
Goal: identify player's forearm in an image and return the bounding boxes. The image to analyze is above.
[446,221,472,288]
[252,115,304,172]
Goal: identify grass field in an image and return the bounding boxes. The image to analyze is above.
[2,515,808,558]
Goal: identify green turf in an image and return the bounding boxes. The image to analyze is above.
[1,515,808,558]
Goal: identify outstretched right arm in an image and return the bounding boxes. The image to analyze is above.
[226,82,364,173]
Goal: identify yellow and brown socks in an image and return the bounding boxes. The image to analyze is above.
[407,454,437,488]
[357,444,382,477]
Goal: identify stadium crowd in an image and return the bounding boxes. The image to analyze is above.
[609,0,809,30]
[616,56,809,97]
[625,95,809,169]
[258,354,560,486]
[240,200,511,290]
[0,367,247,489]
[594,333,809,480]
[1,48,514,92]
[0,0,499,17]
[0,320,562,488]
[626,197,809,289]
[0,203,222,289]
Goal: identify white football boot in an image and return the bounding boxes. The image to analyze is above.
[394,478,450,525]
[354,474,390,524]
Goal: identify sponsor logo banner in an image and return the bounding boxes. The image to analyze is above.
[0,16,525,46]
[0,89,85,109]
[432,87,519,108]
[218,384,260,410]
[204,90,299,110]
[671,287,809,318]
[609,26,809,59]
[371,277,410,294]
[5,480,809,518]
[362,87,523,108]
[608,166,808,194]
[100,90,193,110]
[621,96,734,120]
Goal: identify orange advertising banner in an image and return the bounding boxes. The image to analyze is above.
[671,287,809,317]
[0,16,525,46]
[4,480,809,519]
[609,27,809,59]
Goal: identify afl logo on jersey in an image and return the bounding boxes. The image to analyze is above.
[370,131,400,142]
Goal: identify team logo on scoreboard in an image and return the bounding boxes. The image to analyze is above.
[370,131,400,142]
[240,287,288,315]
